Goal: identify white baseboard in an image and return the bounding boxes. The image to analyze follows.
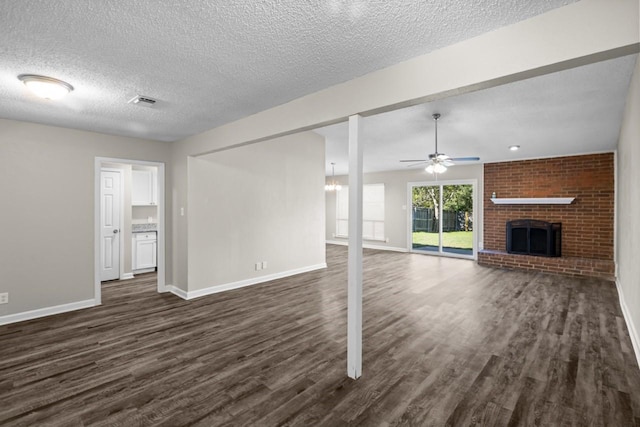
[326,239,408,253]
[120,272,134,280]
[616,279,640,369]
[0,299,97,326]
[167,285,188,300]
[176,263,327,301]
[133,268,155,274]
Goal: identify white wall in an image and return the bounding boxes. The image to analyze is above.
[616,55,640,363]
[132,206,158,224]
[0,118,171,318]
[187,132,326,292]
[326,165,483,252]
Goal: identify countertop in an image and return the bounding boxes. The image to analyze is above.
[132,223,157,233]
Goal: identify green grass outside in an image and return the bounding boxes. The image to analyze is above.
[412,231,473,249]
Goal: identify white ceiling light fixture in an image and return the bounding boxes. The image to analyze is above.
[18,74,74,100]
[509,145,520,151]
[426,163,447,174]
[325,162,342,192]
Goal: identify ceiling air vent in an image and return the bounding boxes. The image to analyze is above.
[128,95,157,108]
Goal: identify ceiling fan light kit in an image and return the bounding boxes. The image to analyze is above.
[426,163,447,174]
[400,113,480,174]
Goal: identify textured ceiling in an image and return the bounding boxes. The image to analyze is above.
[0,0,576,142]
[318,54,638,176]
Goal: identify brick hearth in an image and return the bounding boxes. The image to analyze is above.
[478,250,614,280]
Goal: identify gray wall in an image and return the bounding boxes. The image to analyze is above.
[0,118,171,316]
[188,132,326,291]
[170,143,189,290]
[325,164,483,252]
[616,55,640,359]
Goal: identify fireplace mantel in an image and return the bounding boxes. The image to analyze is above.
[490,197,575,205]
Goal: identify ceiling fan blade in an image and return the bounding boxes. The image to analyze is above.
[442,160,455,167]
[449,156,480,162]
[403,161,429,167]
[400,159,427,162]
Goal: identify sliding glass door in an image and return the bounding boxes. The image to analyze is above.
[410,181,476,258]
[411,185,441,252]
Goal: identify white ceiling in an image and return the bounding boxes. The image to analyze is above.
[318,54,638,176]
[0,0,578,142]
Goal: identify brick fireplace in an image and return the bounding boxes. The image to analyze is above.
[478,153,614,280]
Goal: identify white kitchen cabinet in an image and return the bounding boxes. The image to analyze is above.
[133,232,157,273]
[132,169,157,206]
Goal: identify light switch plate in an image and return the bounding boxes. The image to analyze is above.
[0,293,8,304]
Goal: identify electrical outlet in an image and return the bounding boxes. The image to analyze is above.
[0,293,8,304]
[255,263,261,271]
[262,261,268,269]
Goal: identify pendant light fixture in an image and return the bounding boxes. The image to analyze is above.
[324,162,342,191]
[18,74,74,100]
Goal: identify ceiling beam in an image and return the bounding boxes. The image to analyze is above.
[175,0,639,158]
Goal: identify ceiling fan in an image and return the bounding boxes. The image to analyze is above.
[400,113,480,174]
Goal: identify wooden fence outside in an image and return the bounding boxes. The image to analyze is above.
[412,207,473,233]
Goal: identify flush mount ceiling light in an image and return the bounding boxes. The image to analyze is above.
[509,145,520,151]
[18,74,74,100]
[325,162,342,192]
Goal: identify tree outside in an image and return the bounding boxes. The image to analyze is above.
[412,184,473,251]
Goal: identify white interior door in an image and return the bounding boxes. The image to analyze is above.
[100,170,121,281]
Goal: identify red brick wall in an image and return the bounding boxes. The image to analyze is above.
[483,153,614,261]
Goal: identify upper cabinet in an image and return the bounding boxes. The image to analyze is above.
[132,168,157,206]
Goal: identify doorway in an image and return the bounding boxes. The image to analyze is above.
[408,180,477,259]
[94,157,166,305]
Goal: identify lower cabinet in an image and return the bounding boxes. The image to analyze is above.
[133,232,157,274]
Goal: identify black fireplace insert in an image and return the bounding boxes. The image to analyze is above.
[506,219,561,257]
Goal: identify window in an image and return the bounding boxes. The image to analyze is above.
[336,184,385,241]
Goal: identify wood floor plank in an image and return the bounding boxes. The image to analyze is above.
[1,245,639,426]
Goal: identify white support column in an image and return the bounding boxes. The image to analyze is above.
[347,114,363,379]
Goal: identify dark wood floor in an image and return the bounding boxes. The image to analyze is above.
[1,245,639,426]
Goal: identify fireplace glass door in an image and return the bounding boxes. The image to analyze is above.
[506,219,561,257]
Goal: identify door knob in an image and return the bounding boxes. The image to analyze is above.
[113,229,119,234]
